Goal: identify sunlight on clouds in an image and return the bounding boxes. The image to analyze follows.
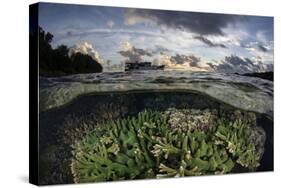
[69,42,105,64]
[152,53,209,72]
[121,41,134,51]
[40,4,273,73]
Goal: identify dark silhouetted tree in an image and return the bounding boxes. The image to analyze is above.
[36,27,102,77]
[71,52,102,73]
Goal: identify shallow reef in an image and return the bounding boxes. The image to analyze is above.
[70,108,265,183]
[38,92,272,185]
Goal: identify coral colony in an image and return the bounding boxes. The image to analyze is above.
[70,109,264,183]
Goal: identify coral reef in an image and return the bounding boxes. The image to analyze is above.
[163,108,217,131]
[59,114,97,146]
[39,114,98,185]
[38,95,134,185]
[70,109,265,183]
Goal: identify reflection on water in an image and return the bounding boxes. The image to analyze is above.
[40,71,273,117]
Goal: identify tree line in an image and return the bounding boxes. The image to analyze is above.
[33,27,102,77]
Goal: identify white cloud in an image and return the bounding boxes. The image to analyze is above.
[256,30,268,44]
[124,9,155,26]
[121,41,133,51]
[119,41,152,62]
[69,42,104,64]
[107,20,115,28]
[152,53,209,71]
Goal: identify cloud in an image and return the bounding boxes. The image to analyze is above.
[66,31,72,37]
[54,28,165,46]
[193,35,227,48]
[118,41,273,73]
[170,54,201,67]
[257,44,269,52]
[211,55,272,73]
[152,52,272,73]
[152,53,173,66]
[103,60,124,72]
[206,61,219,70]
[241,41,270,53]
[152,45,170,54]
[107,20,115,28]
[256,30,271,44]
[69,42,104,64]
[152,53,208,71]
[118,41,152,62]
[125,9,242,36]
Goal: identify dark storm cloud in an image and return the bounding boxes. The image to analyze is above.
[258,44,269,52]
[193,35,227,48]
[66,31,72,37]
[119,46,152,62]
[212,55,272,73]
[170,54,201,67]
[241,42,270,53]
[206,62,217,70]
[134,48,152,56]
[153,45,170,54]
[126,9,243,36]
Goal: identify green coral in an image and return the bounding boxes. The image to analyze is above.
[70,109,264,183]
[214,116,262,169]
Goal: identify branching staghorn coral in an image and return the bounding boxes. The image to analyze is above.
[70,109,265,183]
[213,115,265,170]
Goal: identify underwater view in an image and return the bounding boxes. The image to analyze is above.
[38,71,273,184]
[31,2,274,185]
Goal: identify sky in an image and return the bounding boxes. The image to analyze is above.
[39,2,274,73]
